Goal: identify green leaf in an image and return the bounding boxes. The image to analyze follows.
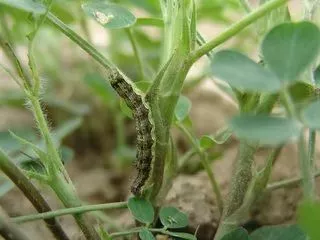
[289,81,315,104]
[199,135,215,150]
[127,197,154,224]
[52,118,83,145]
[230,115,302,145]
[298,201,320,240]
[175,96,192,122]
[211,50,281,92]
[82,2,136,29]
[0,129,37,153]
[159,207,188,229]
[139,229,155,240]
[250,225,307,240]
[302,100,320,129]
[221,228,249,240]
[262,22,320,83]
[19,156,47,175]
[213,127,233,144]
[0,0,46,14]
[165,231,197,240]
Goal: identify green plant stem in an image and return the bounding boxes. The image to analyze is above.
[0,149,70,240]
[47,13,115,71]
[28,95,100,240]
[308,130,316,172]
[0,213,30,240]
[125,28,144,80]
[177,123,223,215]
[189,0,289,63]
[267,169,320,191]
[281,88,316,201]
[214,141,258,240]
[12,202,127,224]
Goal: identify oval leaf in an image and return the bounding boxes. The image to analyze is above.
[302,100,320,129]
[230,115,302,145]
[82,2,136,29]
[139,229,155,240]
[0,0,46,13]
[159,207,188,229]
[221,228,249,240]
[211,50,281,92]
[262,22,320,83]
[250,225,307,240]
[127,197,154,224]
[175,96,192,122]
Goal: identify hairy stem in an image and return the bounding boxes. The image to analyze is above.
[0,149,70,240]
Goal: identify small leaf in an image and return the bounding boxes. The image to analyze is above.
[221,228,249,240]
[82,2,136,29]
[127,197,154,224]
[139,229,155,240]
[230,115,302,145]
[165,231,196,240]
[298,201,320,240]
[159,207,188,229]
[175,96,192,122]
[19,156,47,175]
[0,0,46,14]
[250,225,307,240]
[262,22,320,83]
[289,81,315,104]
[302,100,320,129]
[211,50,281,92]
[213,127,233,144]
[199,135,215,150]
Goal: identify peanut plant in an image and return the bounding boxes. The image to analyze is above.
[1,0,320,240]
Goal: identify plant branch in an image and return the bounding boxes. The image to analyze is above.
[267,169,320,191]
[125,28,144,80]
[0,149,70,240]
[12,202,127,224]
[47,13,115,72]
[189,0,290,63]
[177,123,223,215]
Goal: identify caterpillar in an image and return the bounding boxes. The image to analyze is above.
[109,70,154,196]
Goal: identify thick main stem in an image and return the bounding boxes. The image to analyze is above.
[214,142,257,240]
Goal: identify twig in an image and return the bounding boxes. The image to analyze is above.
[12,202,127,224]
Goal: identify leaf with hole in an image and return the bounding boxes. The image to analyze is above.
[159,206,188,229]
[82,2,136,29]
[127,197,154,224]
[230,115,302,145]
[262,22,320,83]
[250,225,307,240]
[211,50,281,92]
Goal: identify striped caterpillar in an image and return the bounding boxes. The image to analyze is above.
[109,70,154,196]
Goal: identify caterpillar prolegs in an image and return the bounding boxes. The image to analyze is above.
[109,70,154,196]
